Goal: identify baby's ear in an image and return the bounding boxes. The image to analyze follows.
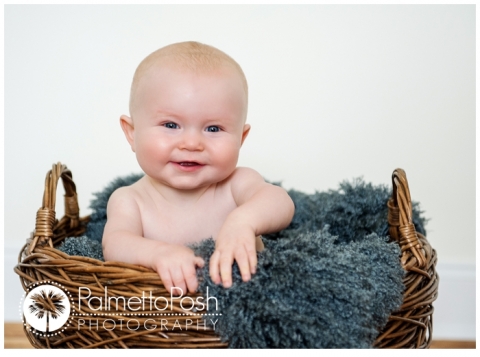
[241,124,251,146]
[120,115,135,152]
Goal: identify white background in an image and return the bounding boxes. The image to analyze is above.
[4,5,476,340]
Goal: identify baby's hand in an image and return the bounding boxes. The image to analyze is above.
[150,243,205,296]
[209,220,257,288]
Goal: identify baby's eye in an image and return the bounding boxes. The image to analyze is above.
[205,126,220,133]
[163,122,179,129]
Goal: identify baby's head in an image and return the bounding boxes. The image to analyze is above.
[121,41,251,190]
[129,41,248,118]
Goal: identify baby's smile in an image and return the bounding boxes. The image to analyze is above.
[171,161,205,172]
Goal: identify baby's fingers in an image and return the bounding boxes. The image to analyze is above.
[247,243,258,275]
[170,269,187,297]
[159,270,174,296]
[235,248,252,282]
[209,251,221,285]
[194,256,205,268]
[219,253,234,288]
[182,264,199,293]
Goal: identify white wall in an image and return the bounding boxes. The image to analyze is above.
[4,5,475,340]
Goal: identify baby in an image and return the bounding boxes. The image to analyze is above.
[103,41,295,295]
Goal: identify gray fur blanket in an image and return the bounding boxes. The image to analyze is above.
[59,174,427,348]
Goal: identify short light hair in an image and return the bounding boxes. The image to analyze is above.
[129,41,248,115]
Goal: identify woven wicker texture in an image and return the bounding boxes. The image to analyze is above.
[373,169,439,348]
[15,163,438,348]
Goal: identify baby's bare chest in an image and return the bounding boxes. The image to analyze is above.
[138,188,237,245]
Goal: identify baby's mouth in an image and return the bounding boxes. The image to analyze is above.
[171,161,205,171]
[178,161,201,166]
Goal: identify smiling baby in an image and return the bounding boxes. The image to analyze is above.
[102,41,294,295]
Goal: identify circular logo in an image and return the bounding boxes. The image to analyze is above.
[22,282,72,335]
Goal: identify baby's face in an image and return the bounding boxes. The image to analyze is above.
[126,62,249,191]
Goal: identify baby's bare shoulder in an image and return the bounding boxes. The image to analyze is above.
[107,178,147,212]
[109,183,138,203]
[228,167,265,187]
[227,167,268,204]
[104,181,144,237]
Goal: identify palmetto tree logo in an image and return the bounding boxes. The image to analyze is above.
[28,289,65,333]
[23,284,71,334]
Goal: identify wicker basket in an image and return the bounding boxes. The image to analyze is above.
[15,163,438,348]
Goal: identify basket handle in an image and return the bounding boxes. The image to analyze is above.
[28,162,80,254]
[387,169,426,269]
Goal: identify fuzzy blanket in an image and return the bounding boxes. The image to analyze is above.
[58,174,427,348]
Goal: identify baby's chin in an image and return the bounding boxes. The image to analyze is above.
[160,177,221,192]
[144,168,236,192]
[168,174,235,192]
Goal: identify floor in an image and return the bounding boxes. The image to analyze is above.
[3,323,476,349]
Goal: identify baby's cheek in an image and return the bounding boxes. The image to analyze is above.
[217,145,240,171]
[134,138,169,173]
[142,136,170,158]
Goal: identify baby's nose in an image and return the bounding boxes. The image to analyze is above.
[179,130,204,151]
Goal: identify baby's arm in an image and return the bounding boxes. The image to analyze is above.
[209,168,295,288]
[102,187,204,294]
